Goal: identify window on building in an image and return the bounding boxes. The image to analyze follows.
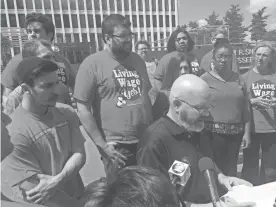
[159,15,163,27]
[70,1,76,10]
[102,0,107,10]
[146,15,150,27]
[139,15,144,27]
[43,0,51,9]
[71,14,79,28]
[54,14,62,28]
[18,14,25,28]
[86,0,92,10]
[132,15,137,27]
[97,33,103,51]
[1,0,5,9]
[160,32,164,47]
[138,0,143,10]
[124,0,129,11]
[165,0,169,11]
[14,47,21,55]
[25,0,33,9]
[34,0,42,9]
[9,14,17,27]
[152,15,157,27]
[167,32,170,38]
[95,15,101,28]
[46,14,53,22]
[117,0,122,11]
[158,0,162,11]
[131,0,136,11]
[1,14,7,27]
[56,33,63,43]
[94,0,100,10]
[62,14,70,28]
[7,0,15,9]
[125,15,130,22]
[152,0,156,11]
[82,34,88,42]
[172,15,175,27]
[65,34,71,43]
[145,0,150,11]
[165,15,170,27]
[80,15,86,28]
[61,0,68,9]
[154,33,158,47]
[109,0,115,11]
[172,0,175,11]
[79,0,84,10]
[16,0,24,9]
[53,0,60,9]
[88,14,94,28]
[74,34,80,43]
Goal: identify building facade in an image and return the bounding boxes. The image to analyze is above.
[1,0,179,53]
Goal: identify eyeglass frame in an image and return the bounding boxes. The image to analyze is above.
[110,32,136,40]
[171,93,214,116]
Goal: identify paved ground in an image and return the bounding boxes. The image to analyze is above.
[79,126,253,186]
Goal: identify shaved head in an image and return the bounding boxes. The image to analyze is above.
[168,74,211,132]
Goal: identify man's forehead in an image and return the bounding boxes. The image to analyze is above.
[27,21,43,29]
[113,25,130,34]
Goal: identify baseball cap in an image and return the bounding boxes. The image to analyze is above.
[15,56,58,85]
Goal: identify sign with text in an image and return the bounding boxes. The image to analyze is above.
[232,45,255,70]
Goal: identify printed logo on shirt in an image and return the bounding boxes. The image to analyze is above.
[251,79,275,110]
[112,65,143,108]
[56,62,68,85]
[191,61,200,75]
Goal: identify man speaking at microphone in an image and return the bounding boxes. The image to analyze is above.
[137,74,253,207]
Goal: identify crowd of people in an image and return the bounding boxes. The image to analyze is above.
[1,12,276,207]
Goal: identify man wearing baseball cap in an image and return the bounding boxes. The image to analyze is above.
[1,57,86,207]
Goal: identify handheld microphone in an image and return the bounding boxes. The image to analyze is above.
[168,157,191,188]
[198,157,220,207]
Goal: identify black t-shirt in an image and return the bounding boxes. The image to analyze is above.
[137,115,224,203]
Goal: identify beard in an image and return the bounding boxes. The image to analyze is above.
[111,40,132,59]
[178,110,205,132]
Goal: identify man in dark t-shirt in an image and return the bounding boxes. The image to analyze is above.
[137,75,253,206]
[74,14,152,173]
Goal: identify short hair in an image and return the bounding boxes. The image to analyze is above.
[135,40,151,51]
[212,39,233,58]
[167,28,195,53]
[25,13,55,42]
[84,166,180,207]
[101,14,131,43]
[252,41,276,69]
[22,39,52,58]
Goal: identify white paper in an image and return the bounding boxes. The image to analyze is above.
[222,182,276,207]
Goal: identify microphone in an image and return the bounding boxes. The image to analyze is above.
[168,157,191,188]
[198,157,220,207]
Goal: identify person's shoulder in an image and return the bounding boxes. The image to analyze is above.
[200,71,211,79]
[8,107,29,135]
[2,54,22,74]
[139,118,168,146]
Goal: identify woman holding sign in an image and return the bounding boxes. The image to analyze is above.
[200,40,251,177]
[241,42,276,185]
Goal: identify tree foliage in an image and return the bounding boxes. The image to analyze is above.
[205,11,224,25]
[249,7,269,42]
[223,4,247,43]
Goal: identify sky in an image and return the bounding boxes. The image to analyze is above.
[178,0,276,30]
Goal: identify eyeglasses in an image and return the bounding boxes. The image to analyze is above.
[215,54,232,61]
[111,32,136,40]
[138,47,149,51]
[173,95,214,116]
[26,29,41,34]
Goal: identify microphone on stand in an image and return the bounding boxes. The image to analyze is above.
[198,157,220,207]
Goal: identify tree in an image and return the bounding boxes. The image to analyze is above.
[263,30,276,41]
[206,11,224,26]
[177,24,188,30]
[223,4,247,43]
[249,7,269,42]
[188,21,199,29]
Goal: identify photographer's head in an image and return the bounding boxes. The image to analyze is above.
[25,13,55,43]
[84,166,180,207]
[102,14,133,60]
[17,57,61,113]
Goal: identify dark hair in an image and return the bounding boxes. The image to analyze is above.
[135,40,151,51]
[212,40,233,58]
[167,28,195,53]
[25,62,58,87]
[84,166,180,207]
[101,14,131,43]
[161,53,192,91]
[25,13,55,42]
[22,39,52,58]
